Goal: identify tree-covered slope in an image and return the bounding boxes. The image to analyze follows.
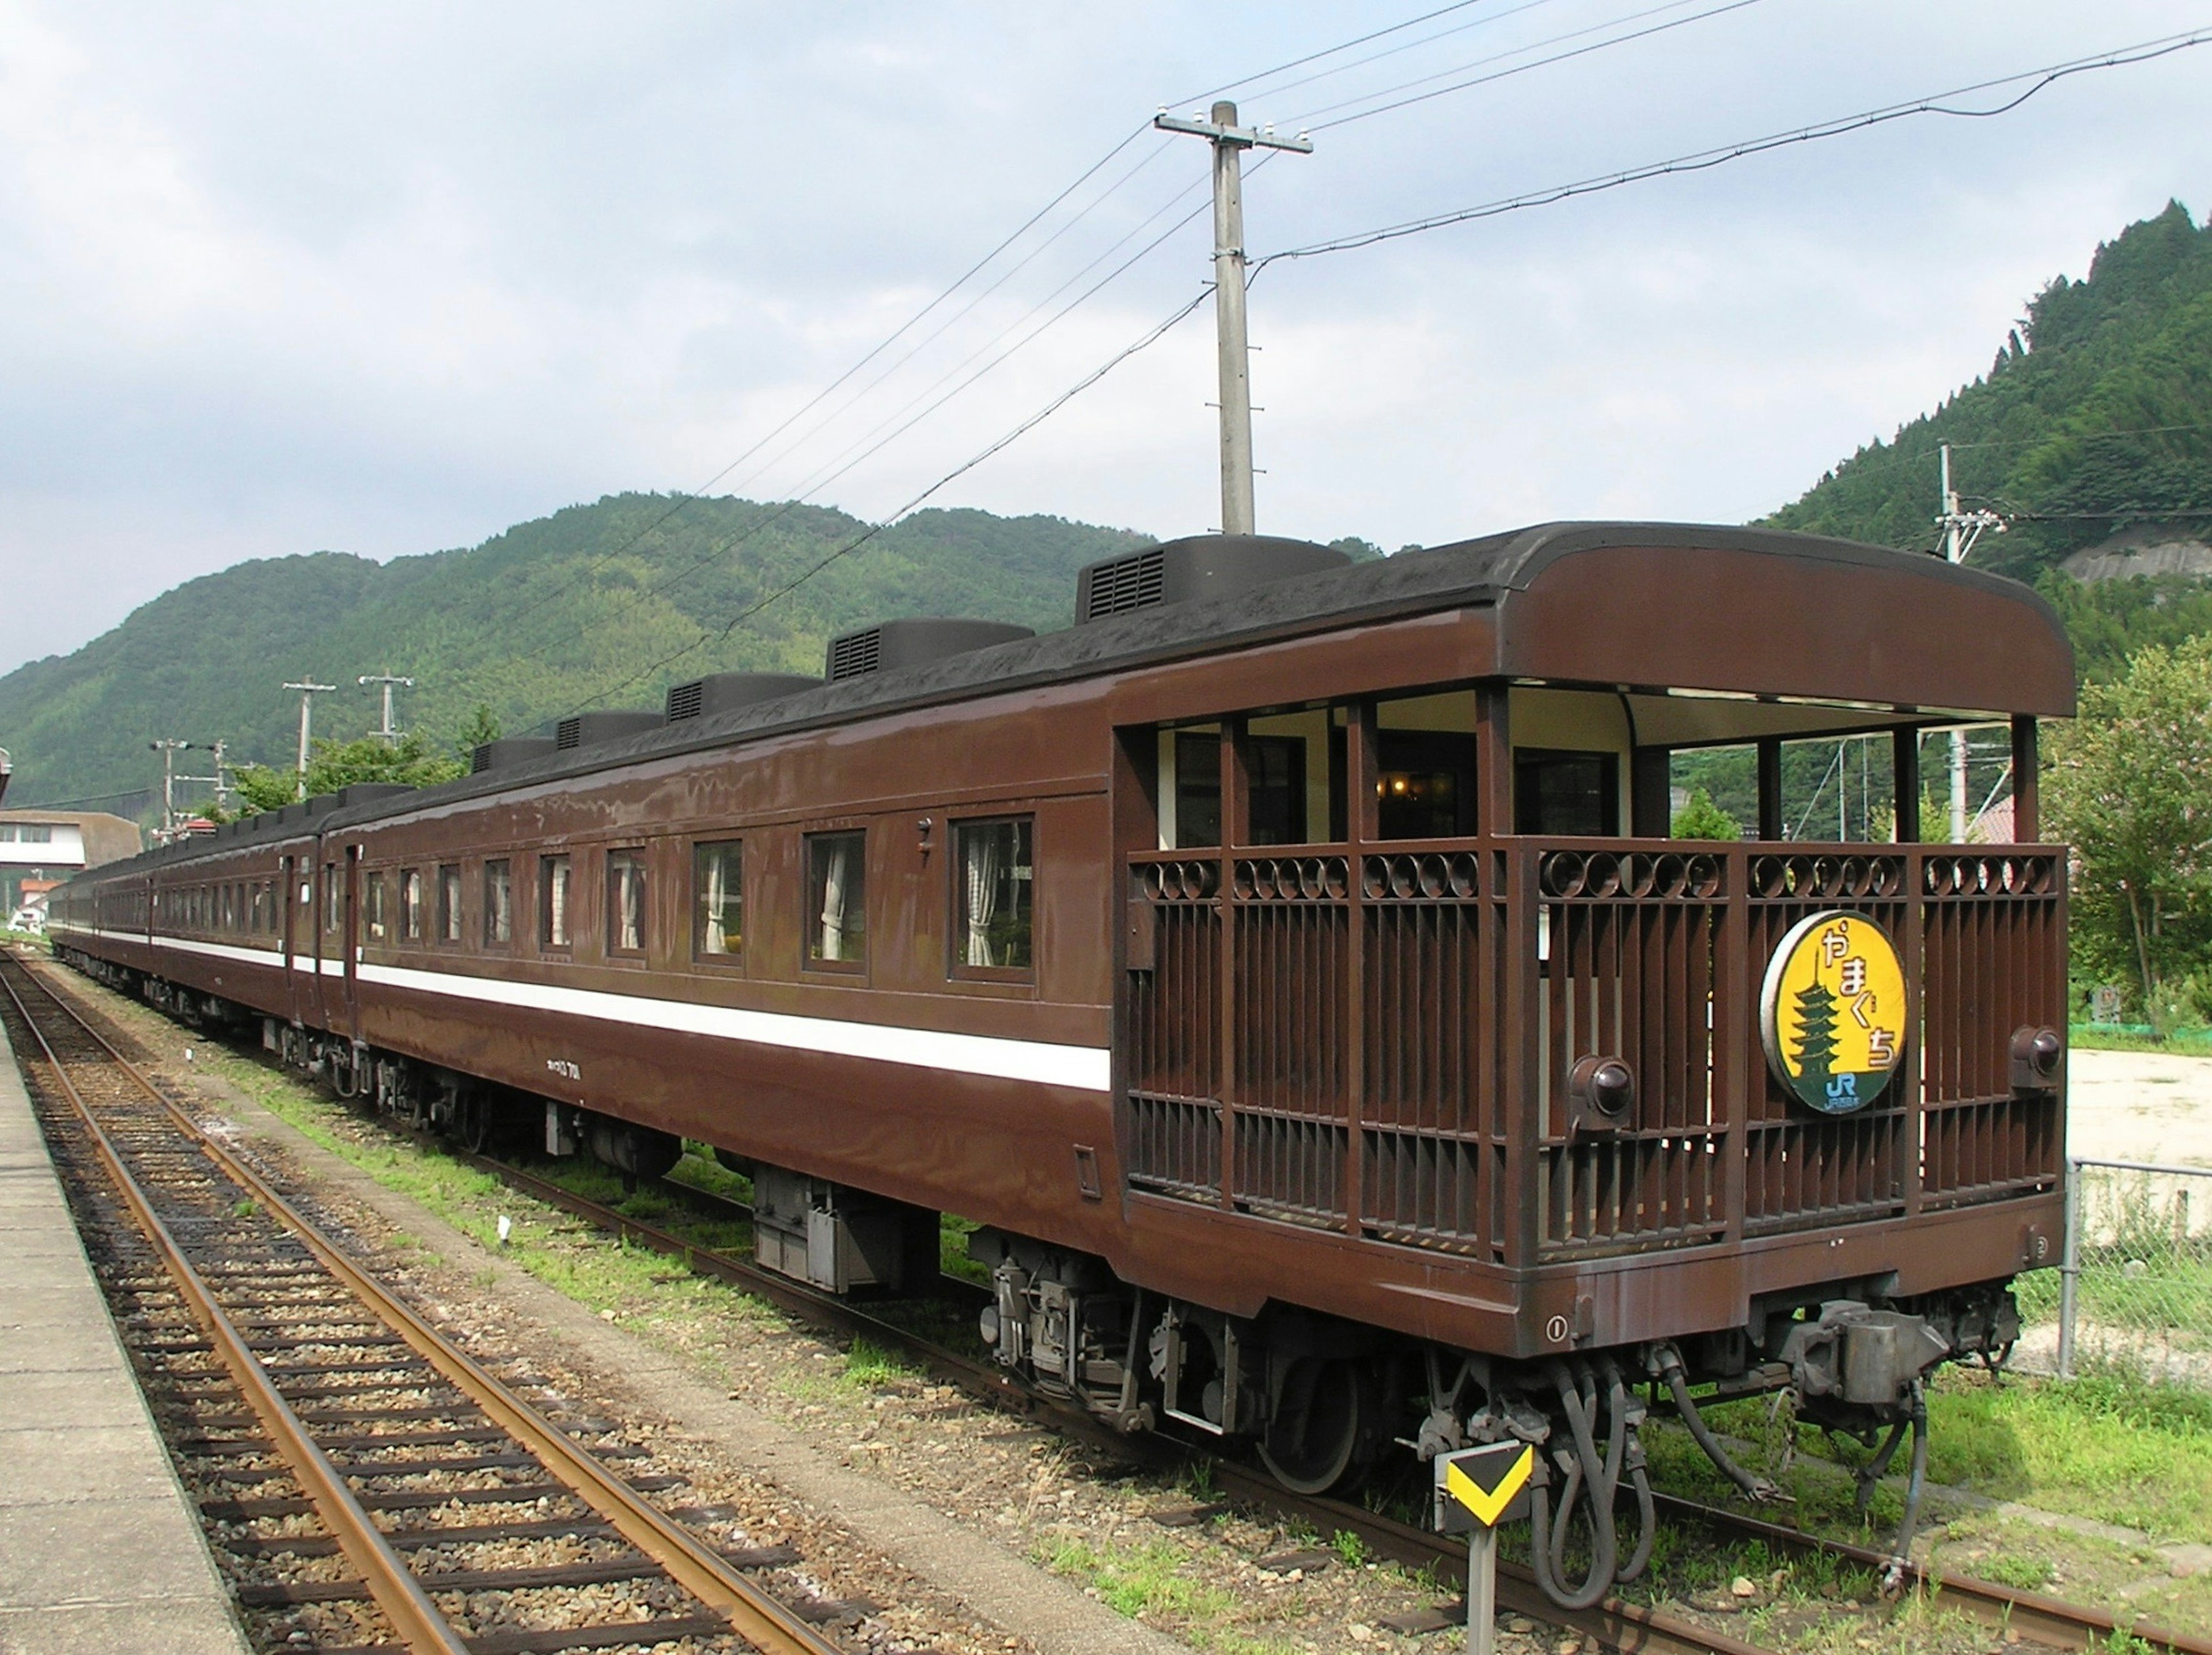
[1768,201,2212,577]
[0,495,1148,811]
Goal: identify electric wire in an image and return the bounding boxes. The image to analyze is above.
[521,0,1785,690]
[560,286,1217,717]
[570,32,2205,715]
[1169,0,1493,106]
[1287,0,1762,131]
[1249,29,2211,271]
[495,119,1160,637]
[716,137,1182,500]
[546,177,1229,678]
[513,0,1577,646]
[1183,0,1566,115]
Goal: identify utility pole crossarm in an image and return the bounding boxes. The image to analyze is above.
[359,673,415,745]
[1156,100,1311,540]
[1152,109,1315,153]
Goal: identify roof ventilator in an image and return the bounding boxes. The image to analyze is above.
[1075,534,1350,624]
[824,618,1035,682]
[665,672,820,722]
[472,737,557,773]
[554,711,664,751]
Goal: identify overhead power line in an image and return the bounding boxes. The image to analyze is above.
[1171,0,1494,107]
[1289,0,1764,131]
[574,28,2209,714]
[563,287,1218,717]
[544,177,1234,664]
[498,119,1162,635]
[1252,30,2212,270]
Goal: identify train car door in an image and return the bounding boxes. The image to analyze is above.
[281,854,301,1022]
[340,844,361,1039]
[309,848,332,1030]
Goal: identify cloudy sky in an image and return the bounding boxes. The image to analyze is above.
[3,1,2207,675]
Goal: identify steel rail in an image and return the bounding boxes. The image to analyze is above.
[465,1136,2212,1655]
[3,953,840,1655]
[28,950,2212,1655]
[457,1158,1776,1655]
[0,964,469,1655]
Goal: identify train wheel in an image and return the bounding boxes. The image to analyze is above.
[1258,1356,1368,1495]
[457,1090,490,1154]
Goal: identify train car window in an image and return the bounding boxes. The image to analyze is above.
[483,861,513,946]
[400,869,423,941]
[1377,730,1478,839]
[323,864,341,934]
[1173,731,1221,849]
[692,841,743,961]
[806,831,866,969]
[953,818,1033,976]
[607,849,646,955]
[1247,736,1306,846]
[365,873,387,942]
[540,854,572,949]
[437,864,463,945]
[1514,749,1620,836]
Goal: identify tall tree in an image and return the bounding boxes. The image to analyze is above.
[2045,635,2212,1001]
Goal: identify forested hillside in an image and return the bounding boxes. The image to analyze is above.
[0,497,1149,811]
[1767,200,2212,580]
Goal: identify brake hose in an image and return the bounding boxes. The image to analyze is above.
[1655,1342,1779,1502]
[1599,1355,1656,1584]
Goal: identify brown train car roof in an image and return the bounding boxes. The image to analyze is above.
[99,521,2074,874]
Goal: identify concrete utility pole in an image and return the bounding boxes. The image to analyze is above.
[359,673,414,744]
[1936,444,2008,840]
[149,739,190,840]
[1155,100,1311,538]
[173,739,232,817]
[283,681,337,799]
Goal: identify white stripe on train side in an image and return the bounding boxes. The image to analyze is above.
[63,926,1111,1093]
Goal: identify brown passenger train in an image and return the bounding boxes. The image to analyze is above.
[51,522,2072,1604]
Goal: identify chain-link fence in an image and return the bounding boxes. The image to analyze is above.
[2013,1158,2212,1385]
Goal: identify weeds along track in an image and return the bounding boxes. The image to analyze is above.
[22,950,2212,1655]
[467,1155,2212,1655]
[0,952,858,1655]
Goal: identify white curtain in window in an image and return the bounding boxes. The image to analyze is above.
[964,828,1003,967]
[704,851,728,953]
[820,840,853,960]
[619,862,643,950]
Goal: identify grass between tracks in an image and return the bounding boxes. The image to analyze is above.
[169,1025,2212,1651]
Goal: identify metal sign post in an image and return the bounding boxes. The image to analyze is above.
[1434,1441,1535,1655]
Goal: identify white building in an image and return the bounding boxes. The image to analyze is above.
[0,810,142,918]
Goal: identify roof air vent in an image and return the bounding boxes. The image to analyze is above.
[825,618,1035,682]
[328,783,414,809]
[472,737,556,773]
[554,711,664,751]
[665,672,819,722]
[1075,534,1350,623]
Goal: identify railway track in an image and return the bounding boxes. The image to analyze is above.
[19,950,2212,1655]
[467,1151,2212,1655]
[0,952,857,1655]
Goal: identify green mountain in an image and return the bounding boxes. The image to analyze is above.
[1767,200,2212,580]
[0,496,1150,814]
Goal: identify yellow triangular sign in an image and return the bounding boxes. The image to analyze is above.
[1444,1444,1534,1528]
